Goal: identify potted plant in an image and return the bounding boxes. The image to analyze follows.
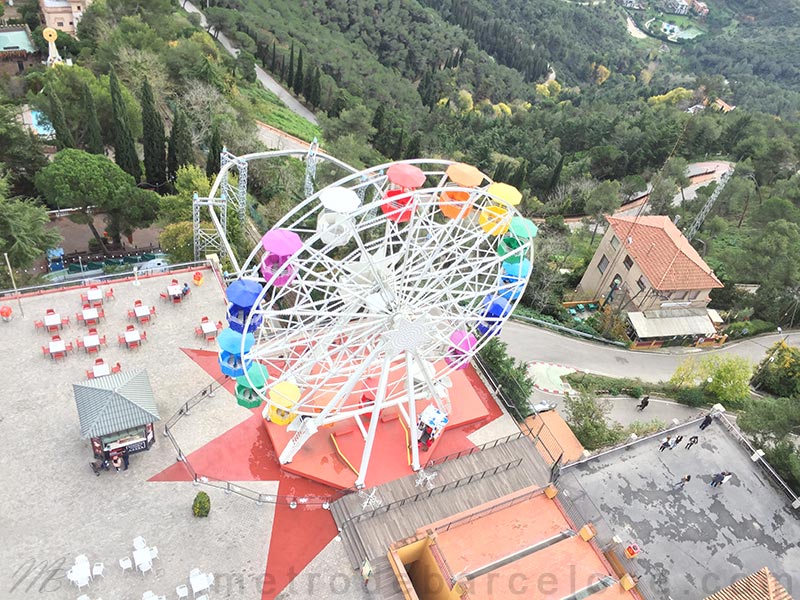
[192,491,211,517]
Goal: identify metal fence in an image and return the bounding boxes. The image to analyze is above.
[424,430,526,468]
[434,485,547,533]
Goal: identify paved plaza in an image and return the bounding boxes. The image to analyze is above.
[560,422,800,599]
[0,269,275,599]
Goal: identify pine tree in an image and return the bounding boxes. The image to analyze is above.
[293,49,304,95]
[140,78,167,191]
[206,126,222,178]
[371,105,385,144]
[270,41,276,73]
[287,42,294,86]
[109,69,141,182]
[167,108,193,183]
[48,90,74,150]
[403,132,422,160]
[82,84,103,155]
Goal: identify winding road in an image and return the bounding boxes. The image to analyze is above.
[500,320,798,383]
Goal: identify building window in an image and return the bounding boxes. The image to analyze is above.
[637,277,646,292]
[57,21,64,26]
[688,290,700,300]
[623,255,633,270]
[610,235,619,250]
[674,290,688,300]
[598,254,609,274]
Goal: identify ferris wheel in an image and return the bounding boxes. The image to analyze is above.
[220,159,538,488]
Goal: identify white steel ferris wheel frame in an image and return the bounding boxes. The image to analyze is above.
[211,157,535,489]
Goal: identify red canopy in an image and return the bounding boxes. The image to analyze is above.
[387,163,426,189]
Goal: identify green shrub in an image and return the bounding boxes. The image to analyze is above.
[477,338,534,420]
[626,419,667,437]
[675,387,709,407]
[724,319,776,339]
[192,491,211,517]
[628,386,645,399]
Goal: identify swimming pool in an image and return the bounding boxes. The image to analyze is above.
[30,110,55,137]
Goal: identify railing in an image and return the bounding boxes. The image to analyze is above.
[509,313,628,347]
[341,459,523,527]
[424,430,526,468]
[0,260,213,299]
[717,414,800,507]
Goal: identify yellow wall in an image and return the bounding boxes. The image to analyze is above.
[405,545,462,600]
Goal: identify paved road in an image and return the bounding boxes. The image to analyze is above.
[182,1,318,125]
[256,121,311,152]
[500,320,799,383]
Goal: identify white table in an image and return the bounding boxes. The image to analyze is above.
[135,305,152,318]
[125,330,141,344]
[167,285,182,297]
[82,307,99,321]
[92,362,110,377]
[44,313,61,328]
[71,560,91,582]
[201,322,217,335]
[49,340,66,354]
[87,288,102,302]
[133,547,151,567]
[190,573,210,596]
[83,334,100,351]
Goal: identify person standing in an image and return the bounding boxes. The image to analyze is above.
[700,415,713,430]
[721,471,733,485]
[673,475,691,490]
[670,435,684,449]
[685,435,699,449]
[122,447,130,471]
[659,436,671,452]
[637,396,650,411]
[710,472,725,487]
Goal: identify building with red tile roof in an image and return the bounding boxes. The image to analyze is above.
[704,567,793,600]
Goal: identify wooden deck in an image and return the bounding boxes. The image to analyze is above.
[330,436,552,598]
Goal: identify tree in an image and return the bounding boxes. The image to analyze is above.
[234,51,256,83]
[204,7,233,39]
[663,157,690,205]
[206,127,222,179]
[564,392,624,451]
[140,78,167,191]
[585,180,621,244]
[48,90,75,150]
[0,173,62,285]
[159,221,195,263]
[0,104,47,198]
[270,41,276,73]
[167,108,193,183]
[477,338,534,419]
[35,149,157,248]
[82,84,104,155]
[158,165,210,223]
[310,67,322,108]
[109,70,141,182]
[287,42,294,86]
[647,176,678,215]
[670,355,753,407]
[752,341,800,399]
[293,49,304,95]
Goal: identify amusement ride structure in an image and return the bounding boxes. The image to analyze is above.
[197,150,538,489]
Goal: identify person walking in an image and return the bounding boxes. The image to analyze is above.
[685,435,699,449]
[670,435,684,450]
[721,471,733,485]
[659,436,671,452]
[673,475,691,490]
[700,414,713,430]
[637,396,650,411]
[710,472,725,487]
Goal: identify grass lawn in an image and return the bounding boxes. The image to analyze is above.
[239,84,322,143]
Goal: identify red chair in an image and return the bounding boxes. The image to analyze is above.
[80,293,89,303]
[149,306,156,316]
[111,362,121,374]
[99,335,107,346]
[134,300,142,307]
[128,340,139,350]
[76,339,85,350]
[65,342,74,353]
[171,278,178,286]
[139,315,150,325]
[52,351,65,361]
[85,317,98,327]
[141,331,148,342]
[47,324,59,334]
[105,287,115,301]
[41,346,49,357]
[95,358,105,366]
[34,320,44,331]
[117,334,126,347]
[86,370,95,380]
[195,327,204,338]
[46,308,55,315]
[51,334,61,341]
[216,321,223,331]
[127,309,136,320]
[87,345,99,355]
[98,308,105,319]
[88,328,98,335]
[201,316,209,323]
[126,324,135,332]
[92,301,103,308]
[89,284,98,290]
[172,295,182,304]
[61,316,71,327]
[206,333,217,343]
[160,292,169,303]
[75,312,84,324]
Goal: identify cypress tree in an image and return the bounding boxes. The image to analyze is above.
[140,78,167,191]
[293,49,304,94]
[270,41,276,73]
[48,90,74,150]
[287,42,294,86]
[206,126,222,178]
[310,67,322,108]
[167,108,193,182]
[109,69,141,182]
[303,61,314,100]
[403,132,422,160]
[82,84,103,155]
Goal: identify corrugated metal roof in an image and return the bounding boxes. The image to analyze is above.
[628,308,717,339]
[705,567,792,600]
[73,369,160,438]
